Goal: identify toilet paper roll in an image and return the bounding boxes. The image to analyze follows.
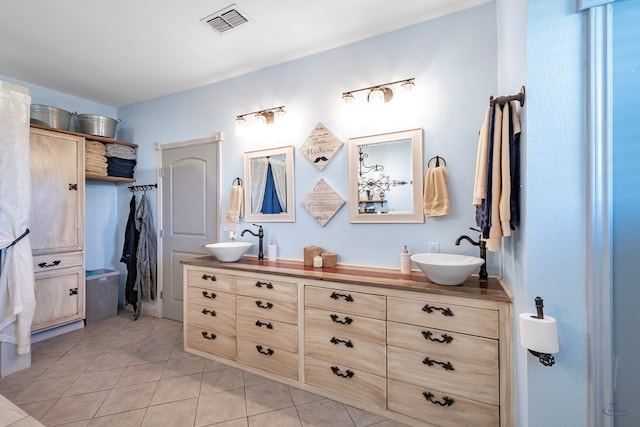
[519,313,559,354]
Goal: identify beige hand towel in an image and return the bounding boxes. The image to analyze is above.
[223,185,244,232]
[423,166,450,217]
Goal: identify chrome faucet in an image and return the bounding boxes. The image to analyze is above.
[241,224,264,260]
[455,227,488,281]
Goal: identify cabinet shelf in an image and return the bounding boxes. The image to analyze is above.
[31,124,138,183]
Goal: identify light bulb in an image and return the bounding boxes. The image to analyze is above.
[368,88,385,105]
[401,80,415,92]
[342,93,355,104]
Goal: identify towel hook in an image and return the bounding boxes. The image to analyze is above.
[233,177,243,186]
[428,156,446,168]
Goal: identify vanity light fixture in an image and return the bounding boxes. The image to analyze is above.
[341,78,415,105]
[236,105,286,127]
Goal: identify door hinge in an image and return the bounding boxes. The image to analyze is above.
[159,229,164,238]
[160,290,163,299]
[159,168,165,178]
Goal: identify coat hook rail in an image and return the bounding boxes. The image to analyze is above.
[490,85,525,107]
[128,183,157,192]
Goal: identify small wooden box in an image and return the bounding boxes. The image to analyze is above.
[321,252,337,268]
[304,246,322,266]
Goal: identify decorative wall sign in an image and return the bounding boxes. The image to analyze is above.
[301,179,345,227]
[300,122,344,170]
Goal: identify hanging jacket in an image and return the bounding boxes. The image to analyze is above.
[134,193,157,301]
[121,195,139,309]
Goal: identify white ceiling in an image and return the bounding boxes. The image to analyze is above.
[0,0,488,107]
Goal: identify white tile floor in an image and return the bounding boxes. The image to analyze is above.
[0,313,409,427]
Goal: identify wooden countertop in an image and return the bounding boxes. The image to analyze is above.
[182,256,512,303]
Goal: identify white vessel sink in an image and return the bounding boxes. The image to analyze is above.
[204,242,252,262]
[411,253,485,286]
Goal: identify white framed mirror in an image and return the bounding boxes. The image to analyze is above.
[348,128,423,223]
[244,145,295,222]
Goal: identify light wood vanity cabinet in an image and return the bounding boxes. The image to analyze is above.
[182,259,513,427]
[29,127,85,332]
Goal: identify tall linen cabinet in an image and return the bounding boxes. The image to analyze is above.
[29,127,85,332]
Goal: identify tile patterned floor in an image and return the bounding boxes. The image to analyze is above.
[0,313,409,427]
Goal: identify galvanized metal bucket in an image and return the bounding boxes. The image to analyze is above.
[77,114,120,138]
[30,104,73,130]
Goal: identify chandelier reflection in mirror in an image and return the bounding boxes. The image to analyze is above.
[357,145,410,214]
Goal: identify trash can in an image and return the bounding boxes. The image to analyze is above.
[85,269,119,324]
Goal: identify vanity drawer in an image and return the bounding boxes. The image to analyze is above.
[387,321,498,368]
[387,296,498,339]
[304,356,385,409]
[187,285,236,308]
[186,325,236,361]
[387,345,499,406]
[305,307,385,346]
[305,325,385,376]
[186,302,236,336]
[237,295,298,324]
[236,277,297,303]
[305,286,386,320]
[33,251,83,273]
[237,315,298,353]
[388,378,499,427]
[187,269,236,293]
[237,339,298,380]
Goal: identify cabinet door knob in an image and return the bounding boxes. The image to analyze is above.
[330,292,354,302]
[256,345,274,356]
[421,304,454,317]
[255,300,273,309]
[330,337,354,348]
[68,288,78,296]
[331,366,354,378]
[201,331,216,340]
[255,281,273,289]
[330,314,353,325]
[422,356,455,371]
[421,330,454,344]
[201,308,216,317]
[422,392,455,407]
[201,290,216,299]
[255,320,273,329]
[68,183,78,191]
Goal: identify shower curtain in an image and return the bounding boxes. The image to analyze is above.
[0,84,35,354]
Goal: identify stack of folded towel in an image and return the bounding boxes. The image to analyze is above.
[85,141,108,176]
[105,143,137,178]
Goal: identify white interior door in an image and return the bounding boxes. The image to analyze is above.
[159,137,219,321]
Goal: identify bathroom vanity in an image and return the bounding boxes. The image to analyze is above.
[182,257,513,427]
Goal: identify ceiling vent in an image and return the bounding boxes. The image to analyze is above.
[201,4,250,34]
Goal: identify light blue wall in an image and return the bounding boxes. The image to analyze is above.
[526,0,588,426]
[118,3,498,270]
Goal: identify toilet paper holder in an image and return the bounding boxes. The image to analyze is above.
[523,296,558,367]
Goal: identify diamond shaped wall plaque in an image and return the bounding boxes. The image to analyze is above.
[300,122,344,170]
[301,179,345,227]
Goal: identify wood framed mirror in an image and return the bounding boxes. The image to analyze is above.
[348,128,424,223]
[244,145,295,222]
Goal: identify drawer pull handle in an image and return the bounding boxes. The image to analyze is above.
[201,331,216,340]
[422,392,455,407]
[421,330,454,344]
[256,345,274,356]
[330,292,354,302]
[423,357,455,371]
[201,290,217,299]
[201,274,217,282]
[255,281,274,289]
[331,366,354,379]
[255,300,273,309]
[421,304,454,317]
[330,314,353,325]
[201,308,216,317]
[330,337,354,348]
[68,288,78,296]
[38,260,61,268]
[255,320,273,329]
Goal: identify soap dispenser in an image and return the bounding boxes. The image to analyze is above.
[268,239,277,262]
[400,245,411,274]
